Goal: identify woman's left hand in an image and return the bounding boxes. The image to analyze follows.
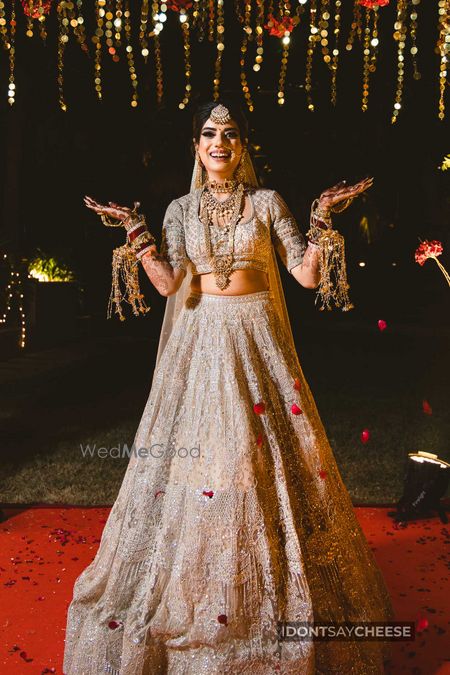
[318,176,373,212]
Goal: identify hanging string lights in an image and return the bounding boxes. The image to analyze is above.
[305,0,319,111]
[0,254,27,349]
[437,0,449,121]
[3,0,448,121]
[391,0,407,123]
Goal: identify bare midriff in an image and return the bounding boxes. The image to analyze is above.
[190,269,269,295]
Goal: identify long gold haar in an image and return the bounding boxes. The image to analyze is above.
[201,180,245,290]
[199,103,247,290]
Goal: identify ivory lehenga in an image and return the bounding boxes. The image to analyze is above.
[63,156,394,674]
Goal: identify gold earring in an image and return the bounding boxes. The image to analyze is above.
[234,147,247,183]
[196,149,205,169]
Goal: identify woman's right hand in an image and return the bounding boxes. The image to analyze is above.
[84,195,141,223]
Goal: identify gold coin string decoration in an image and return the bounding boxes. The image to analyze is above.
[264,1,297,106]
[409,0,421,82]
[437,0,449,120]
[150,1,164,104]
[331,0,342,106]
[0,0,8,50]
[139,0,149,60]
[305,0,319,111]
[345,0,363,53]
[207,0,215,41]
[253,0,264,74]
[361,6,371,111]
[111,0,123,60]
[69,1,88,54]
[392,0,407,124]
[177,5,192,109]
[1,0,16,106]
[93,0,105,100]
[239,1,254,112]
[124,0,138,107]
[318,0,330,69]
[1,0,446,118]
[213,0,225,100]
[56,1,70,111]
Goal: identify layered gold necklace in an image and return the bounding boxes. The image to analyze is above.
[201,180,245,290]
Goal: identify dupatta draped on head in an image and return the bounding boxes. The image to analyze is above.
[153,152,298,370]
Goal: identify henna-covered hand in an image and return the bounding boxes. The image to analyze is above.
[318,176,373,212]
[84,195,141,224]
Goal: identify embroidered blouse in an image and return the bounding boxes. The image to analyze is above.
[160,186,306,276]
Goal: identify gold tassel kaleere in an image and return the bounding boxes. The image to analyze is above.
[101,212,151,321]
[307,198,354,312]
[108,244,150,321]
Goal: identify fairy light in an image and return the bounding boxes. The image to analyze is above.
[70,1,88,53]
[305,0,319,111]
[392,0,407,124]
[178,8,192,109]
[0,254,27,349]
[437,0,449,120]
[213,0,225,101]
[331,0,342,106]
[409,0,421,81]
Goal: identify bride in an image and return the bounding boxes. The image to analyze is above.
[63,99,394,674]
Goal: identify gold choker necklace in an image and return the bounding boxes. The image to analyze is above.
[205,178,239,193]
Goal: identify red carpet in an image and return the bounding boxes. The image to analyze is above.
[0,504,449,675]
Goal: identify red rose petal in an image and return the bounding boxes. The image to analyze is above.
[108,620,121,629]
[378,319,387,332]
[202,490,214,498]
[361,429,370,444]
[291,403,303,415]
[19,651,33,662]
[293,377,302,391]
[422,400,432,415]
[416,616,429,632]
[217,613,228,625]
[318,469,327,479]
[253,401,266,415]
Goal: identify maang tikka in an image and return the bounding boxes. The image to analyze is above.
[209,103,232,125]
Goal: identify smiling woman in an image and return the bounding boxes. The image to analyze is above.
[64,99,394,675]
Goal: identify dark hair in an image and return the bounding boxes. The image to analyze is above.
[192,98,249,148]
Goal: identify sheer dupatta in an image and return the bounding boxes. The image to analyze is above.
[153,152,298,373]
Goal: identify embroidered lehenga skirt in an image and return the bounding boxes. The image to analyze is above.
[63,289,394,675]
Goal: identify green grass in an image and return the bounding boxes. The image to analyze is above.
[0,323,448,505]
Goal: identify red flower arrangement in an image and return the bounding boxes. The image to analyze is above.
[264,14,295,38]
[167,0,193,11]
[415,240,449,286]
[358,0,389,8]
[21,0,52,18]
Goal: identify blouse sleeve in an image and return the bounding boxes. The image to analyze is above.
[160,199,189,271]
[269,190,306,272]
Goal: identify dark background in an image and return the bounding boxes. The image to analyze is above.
[0,1,448,329]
